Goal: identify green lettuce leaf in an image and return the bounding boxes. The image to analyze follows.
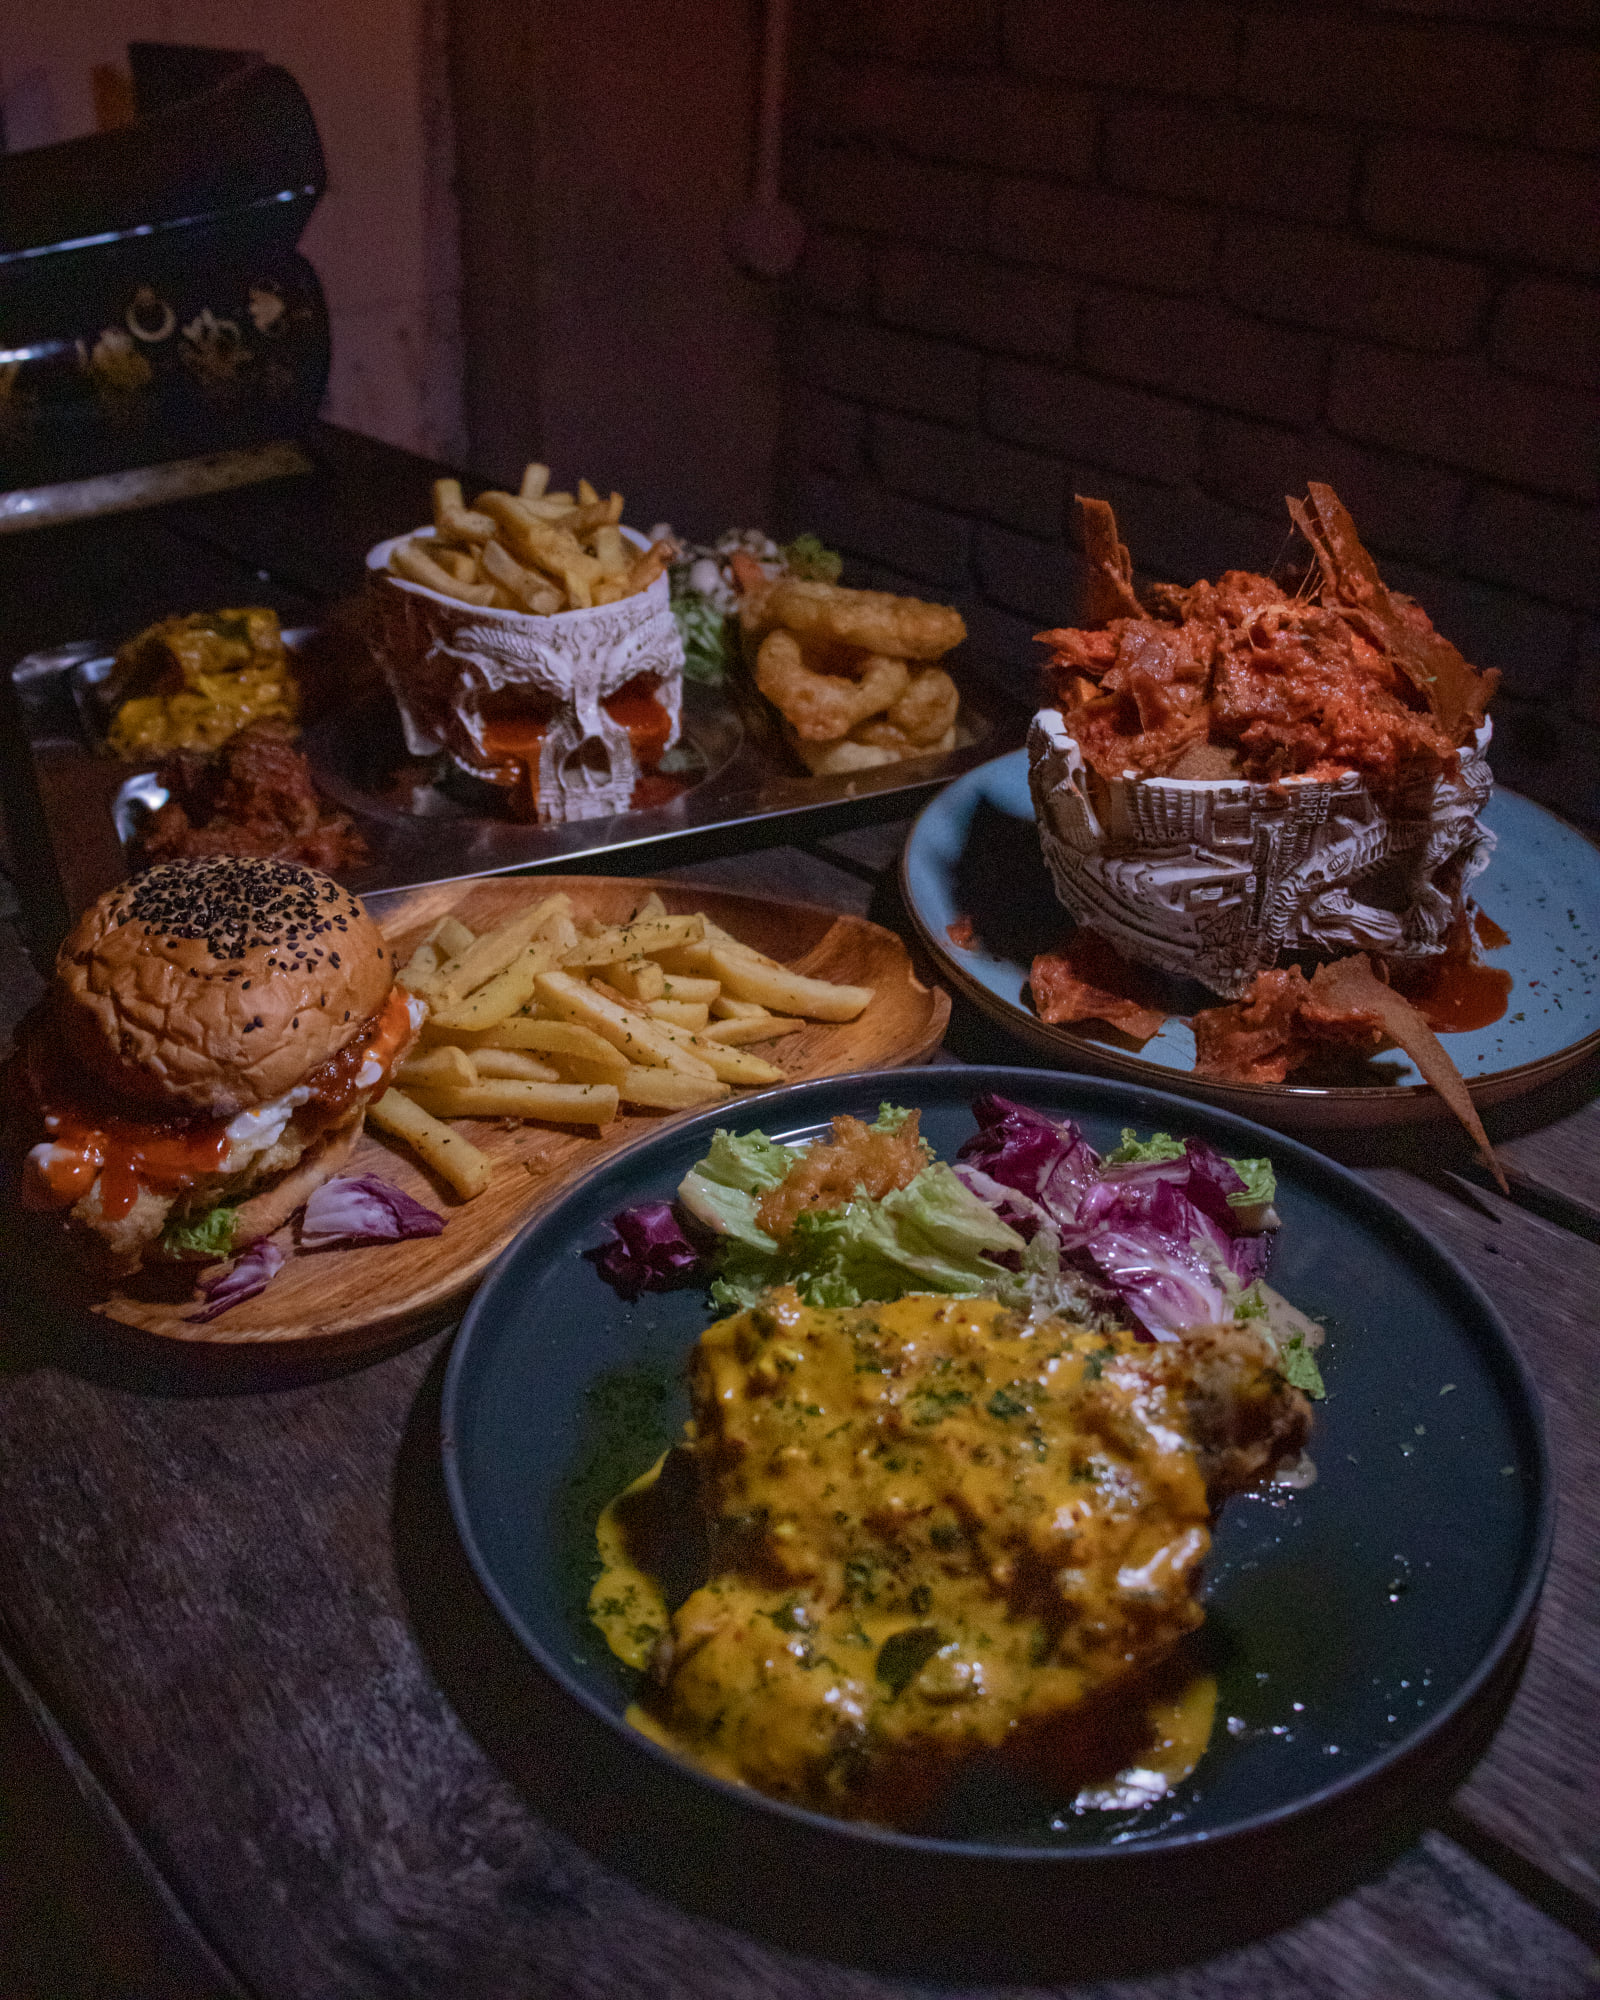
[1227,1155,1277,1212]
[686,1111,1020,1311]
[678,1127,799,1255]
[781,533,842,583]
[1102,1128,1185,1166]
[1280,1333,1326,1400]
[670,593,735,684]
[160,1204,237,1260]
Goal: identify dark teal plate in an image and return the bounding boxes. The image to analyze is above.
[441,1067,1550,1977]
[902,753,1600,1128]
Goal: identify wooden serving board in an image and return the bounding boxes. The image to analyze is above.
[91,876,950,1348]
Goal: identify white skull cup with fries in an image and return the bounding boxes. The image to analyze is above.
[366,473,685,827]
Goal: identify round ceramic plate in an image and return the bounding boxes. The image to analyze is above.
[901,751,1600,1128]
[440,1066,1550,1977]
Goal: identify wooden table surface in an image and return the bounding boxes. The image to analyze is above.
[1,430,1597,2000]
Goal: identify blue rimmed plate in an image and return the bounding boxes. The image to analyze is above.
[440,1065,1550,1979]
[901,751,1600,1128]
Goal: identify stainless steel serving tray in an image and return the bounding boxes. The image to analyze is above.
[3,629,1023,952]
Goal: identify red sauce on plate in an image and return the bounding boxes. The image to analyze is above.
[1397,954,1513,1034]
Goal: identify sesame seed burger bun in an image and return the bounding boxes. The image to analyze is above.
[56,857,395,1119]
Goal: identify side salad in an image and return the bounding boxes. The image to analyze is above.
[595,1095,1324,1396]
[659,528,842,683]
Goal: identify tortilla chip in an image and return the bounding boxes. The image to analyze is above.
[1308,954,1507,1191]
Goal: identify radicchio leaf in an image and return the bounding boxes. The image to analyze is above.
[957,1095,1100,1222]
[595,1201,704,1296]
[958,1108,1277,1340]
[300,1174,445,1250]
[185,1238,285,1323]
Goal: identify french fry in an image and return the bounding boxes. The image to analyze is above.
[519,461,550,501]
[615,1066,731,1110]
[636,893,668,919]
[660,973,721,1005]
[592,525,629,577]
[534,970,716,1077]
[429,915,478,960]
[453,1016,628,1075]
[396,938,441,992]
[654,922,783,978]
[431,478,497,543]
[702,1013,804,1045]
[369,1088,492,1198]
[470,1049,562,1083]
[646,998,710,1031]
[475,490,541,539]
[707,948,874,1023]
[396,1045,477,1090]
[565,494,625,536]
[555,1056,636,1086]
[433,548,479,582]
[480,537,564,615]
[407,1079,619,1127]
[603,955,666,1003]
[710,994,768,1020]
[642,1016,787,1086]
[577,477,600,506]
[435,894,572,1003]
[391,541,496,605]
[624,542,669,594]
[561,914,706,967]
[429,936,569,1031]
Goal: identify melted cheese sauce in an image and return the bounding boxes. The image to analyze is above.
[22,985,420,1219]
[593,1291,1221,1825]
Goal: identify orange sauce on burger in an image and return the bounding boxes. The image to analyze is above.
[20,984,415,1221]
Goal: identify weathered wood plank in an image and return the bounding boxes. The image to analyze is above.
[1357,1167,1600,1912]
[0,1641,247,2000]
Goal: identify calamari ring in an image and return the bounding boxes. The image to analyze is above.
[764,580,966,661]
[756,629,908,742]
[883,665,959,746]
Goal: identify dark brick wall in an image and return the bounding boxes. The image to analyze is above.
[774,0,1600,825]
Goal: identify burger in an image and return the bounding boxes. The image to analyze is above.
[9,856,423,1273]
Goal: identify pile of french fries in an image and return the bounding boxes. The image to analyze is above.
[388,467,674,615]
[368,892,875,1199]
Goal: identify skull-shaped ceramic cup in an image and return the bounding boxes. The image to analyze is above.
[366,527,684,824]
[1028,706,1496,999]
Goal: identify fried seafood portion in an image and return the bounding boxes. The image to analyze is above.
[755,630,908,741]
[595,1291,1310,1824]
[740,578,966,774]
[754,1110,927,1238]
[750,579,966,661]
[1039,487,1498,792]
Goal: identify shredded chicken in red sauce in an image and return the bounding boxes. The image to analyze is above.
[1039,491,1496,794]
